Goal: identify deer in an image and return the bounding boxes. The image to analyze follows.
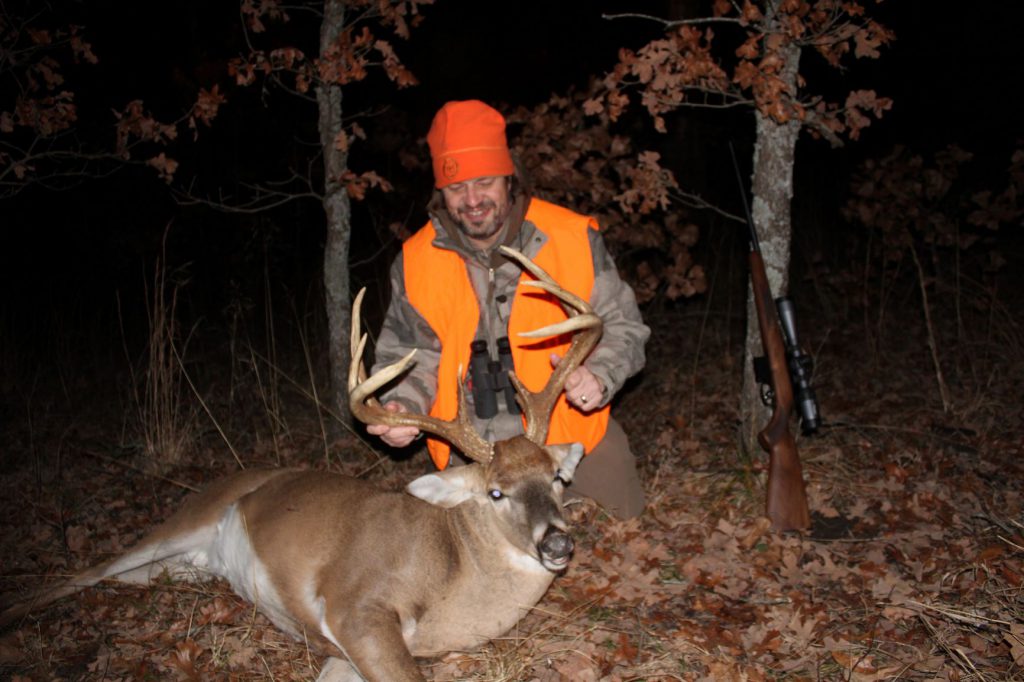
[0,246,603,682]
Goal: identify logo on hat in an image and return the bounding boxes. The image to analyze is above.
[442,157,459,180]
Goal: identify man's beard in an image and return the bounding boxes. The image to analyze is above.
[455,200,508,242]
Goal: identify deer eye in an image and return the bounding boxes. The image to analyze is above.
[488,489,504,501]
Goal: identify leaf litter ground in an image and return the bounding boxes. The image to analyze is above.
[1,309,1021,681]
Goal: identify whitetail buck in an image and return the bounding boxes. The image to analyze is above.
[0,246,603,682]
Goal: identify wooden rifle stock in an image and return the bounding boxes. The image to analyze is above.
[749,250,811,531]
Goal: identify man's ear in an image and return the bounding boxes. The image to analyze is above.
[406,465,484,508]
[546,442,584,484]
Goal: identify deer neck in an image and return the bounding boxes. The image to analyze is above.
[406,501,554,656]
[447,499,551,578]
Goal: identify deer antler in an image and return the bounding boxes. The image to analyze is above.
[498,246,603,445]
[348,288,494,463]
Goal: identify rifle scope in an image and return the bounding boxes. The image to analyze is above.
[776,297,821,434]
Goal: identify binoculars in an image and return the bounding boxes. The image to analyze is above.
[468,337,522,419]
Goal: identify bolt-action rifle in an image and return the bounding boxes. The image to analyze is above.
[730,146,816,531]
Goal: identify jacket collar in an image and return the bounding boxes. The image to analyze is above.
[427,190,533,269]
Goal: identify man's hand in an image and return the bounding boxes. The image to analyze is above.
[366,401,421,448]
[550,353,603,413]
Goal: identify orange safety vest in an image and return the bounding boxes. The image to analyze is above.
[404,198,610,468]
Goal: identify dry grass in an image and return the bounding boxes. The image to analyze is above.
[121,246,198,474]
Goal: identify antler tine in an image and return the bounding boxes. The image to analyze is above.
[499,248,604,445]
[350,287,371,386]
[497,246,590,316]
[516,281,596,332]
[348,288,493,463]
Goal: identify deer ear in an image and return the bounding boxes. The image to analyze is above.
[406,465,483,508]
[547,442,584,483]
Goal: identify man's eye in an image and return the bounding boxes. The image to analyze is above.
[488,489,504,501]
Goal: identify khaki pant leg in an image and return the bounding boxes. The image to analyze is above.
[566,416,646,519]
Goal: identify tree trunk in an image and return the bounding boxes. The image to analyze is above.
[739,39,802,456]
[318,0,353,430]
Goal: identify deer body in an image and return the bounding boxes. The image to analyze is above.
[1,247,601,682]
[1,441,582,681]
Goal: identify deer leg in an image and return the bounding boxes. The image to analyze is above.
[316,656,365,682]
[317,605,424,682]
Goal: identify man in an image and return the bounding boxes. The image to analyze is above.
[368,100,650,519]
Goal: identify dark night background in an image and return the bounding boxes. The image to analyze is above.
[2,0,1021,345]
[0,0,1020,466]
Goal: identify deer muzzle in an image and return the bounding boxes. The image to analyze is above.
[538,526,574,571]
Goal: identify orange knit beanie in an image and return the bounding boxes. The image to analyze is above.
[427,100,514,189]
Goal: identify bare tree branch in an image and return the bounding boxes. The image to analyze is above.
[667,186,745,224]
[601,12,742,29]
[174,170,321,214]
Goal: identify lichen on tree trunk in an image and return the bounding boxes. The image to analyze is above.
[739,37,802,457]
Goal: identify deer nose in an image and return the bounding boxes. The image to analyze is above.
[538,527,574,569]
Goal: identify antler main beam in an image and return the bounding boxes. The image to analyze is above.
[348,288,493,463]
[499,246,603,445]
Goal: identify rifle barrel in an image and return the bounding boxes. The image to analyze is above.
[728,142,760,253]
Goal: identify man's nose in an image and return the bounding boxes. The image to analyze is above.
[465,184,482,205]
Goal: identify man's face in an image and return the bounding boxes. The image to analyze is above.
[440,175,512,248]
